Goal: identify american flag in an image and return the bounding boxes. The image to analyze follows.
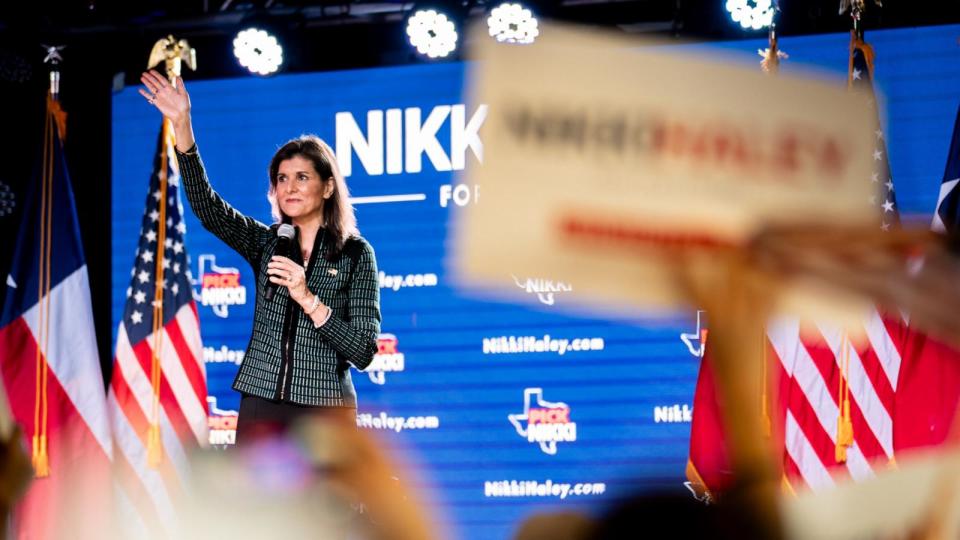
[768,33,902,491]
[108,123,208,535]
[849,38,900,231]
[688,32,910,497]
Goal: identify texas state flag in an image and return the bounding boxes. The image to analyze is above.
[0,95,113,539]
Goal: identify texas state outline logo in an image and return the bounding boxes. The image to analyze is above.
[508,387,577,455]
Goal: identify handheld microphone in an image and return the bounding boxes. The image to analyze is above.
[264,224,296,301]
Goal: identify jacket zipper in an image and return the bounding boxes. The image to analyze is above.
[280,335,291,400]
[276,229,325,402]
[275,277,297,401]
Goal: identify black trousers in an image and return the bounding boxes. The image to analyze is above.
[233,395,364,538]
[235,394,356,447]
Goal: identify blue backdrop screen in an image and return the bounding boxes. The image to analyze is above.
[112,24,960,539]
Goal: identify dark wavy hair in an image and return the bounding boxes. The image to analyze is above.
[267,135,358,261]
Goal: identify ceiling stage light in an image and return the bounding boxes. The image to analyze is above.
[406,9,458,59]
[233,27,283,75]
[726,0,774,31]
[487,3,539,44]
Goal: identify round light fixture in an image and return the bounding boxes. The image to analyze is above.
[233,27,283,75]
[487,3,539,44]
[725,0,774,31]
[406,9,458,59]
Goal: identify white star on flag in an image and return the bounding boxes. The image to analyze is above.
[176,222,187,234]
[130,311,143,324]
[137,270,150,283]
[134,290,146,304]
[171,283,179,295]
[145,230,157,242]
[882,200,895,213]
[140,250,154,263]
[873,149,883,161]
[173,241,184,254]
[853,68,861,80]
[149,209,159,222]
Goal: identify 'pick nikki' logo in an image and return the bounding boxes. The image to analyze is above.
[508,388,577,455]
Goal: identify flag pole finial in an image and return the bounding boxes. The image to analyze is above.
[40,45,65,102]
[759,2,787,74]
[147,35,197,83]
[840,0,881,40]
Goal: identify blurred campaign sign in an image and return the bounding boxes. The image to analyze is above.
[782,449,960,539]
[454,23,879,309]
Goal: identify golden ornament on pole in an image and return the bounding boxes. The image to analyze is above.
[147,35,196,81]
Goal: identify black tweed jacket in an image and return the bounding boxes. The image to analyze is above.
[176,147,380,407]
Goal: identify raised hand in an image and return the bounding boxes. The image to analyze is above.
[139,69,191,128]
[140,69,196,151]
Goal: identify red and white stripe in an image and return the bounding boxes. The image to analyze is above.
[768,311,899,491]
[0,265,114,538]
[108,302,208,535]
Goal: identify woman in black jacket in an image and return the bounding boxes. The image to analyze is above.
[139,69,381,443]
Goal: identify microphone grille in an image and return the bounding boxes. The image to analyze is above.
[277,224,296,240]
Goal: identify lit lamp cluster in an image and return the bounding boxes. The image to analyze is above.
[232,2,541,74]
[406,9,459,59]
[487,2,539,44]
[725,0,775,30]
[233,27,283,75]
[407,1,539,60]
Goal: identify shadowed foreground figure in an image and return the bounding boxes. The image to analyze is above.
[512,491,775,540]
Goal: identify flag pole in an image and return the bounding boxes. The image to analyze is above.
[758,0,782,441]
[835,0,879,466]
[41,45,65,103]
[30,46,68,479]
[759,1,786,74]
[849,0,864,42]
[144,36,196,469]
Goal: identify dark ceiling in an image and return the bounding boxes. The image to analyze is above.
[1,1,959,83]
